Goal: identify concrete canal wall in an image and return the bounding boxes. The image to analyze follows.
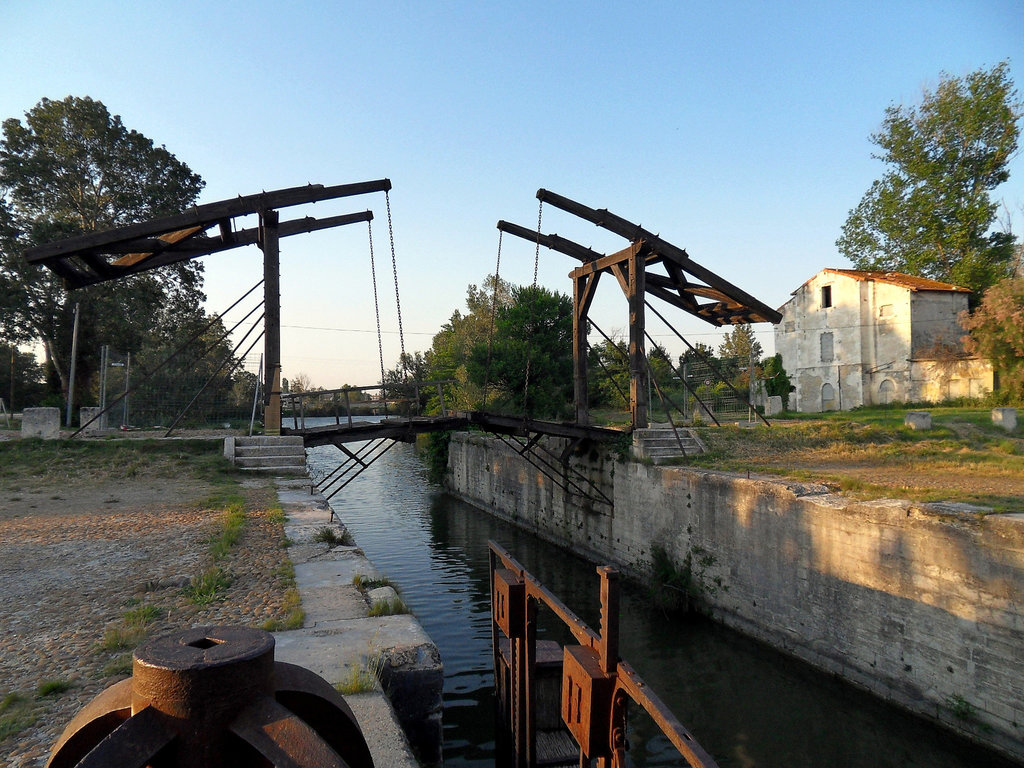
[447,432,1024,762]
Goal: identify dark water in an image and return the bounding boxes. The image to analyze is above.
[305,426,1016,768]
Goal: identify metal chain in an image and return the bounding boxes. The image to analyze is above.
[368,221,388,405]
[532,198,542,287]
[522,199,543,415]
[385,191,407,374]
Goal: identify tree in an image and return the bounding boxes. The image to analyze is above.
[1,345,46,410]
[0,96,206,405]
[425,275,512,410]
[718,324,763,364]
[468,284,573,418]
[761,353,793,409]
[837,62,1022,296]
[961,277,1024,399]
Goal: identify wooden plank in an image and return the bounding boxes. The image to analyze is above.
[25,179,390,263]
[497,221,603,263]
[112,225,205,267]
[537,189,781,324]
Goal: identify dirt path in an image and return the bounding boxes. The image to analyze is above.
[0,477,295,768]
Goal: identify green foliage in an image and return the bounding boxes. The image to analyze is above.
[468,284,574,419]
[649,544,724,614]
[761,353,793,408]
[368,596,409,617]
[313,526,352,547]
[718,323,763,364]
[209,502,246,560]
[336,651,384,695]
[123,603,161,629]
[36,679,71,697]
[424,275,513,411]
[0,345,45,410]
[837,62,1022,296]
[962,278,1024,399]
[185,566,231,605]
[423,429,453,483]
[0,692,36,743]
[0,96,206,402]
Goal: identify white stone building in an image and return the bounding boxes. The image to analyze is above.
[775,269,993,412]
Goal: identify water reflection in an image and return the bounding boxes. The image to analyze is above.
[306,434,1013,768]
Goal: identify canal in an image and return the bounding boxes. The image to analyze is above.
[306,433,1015,768]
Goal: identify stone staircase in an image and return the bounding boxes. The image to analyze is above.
[223,436,307,476]
[632,425,706,464]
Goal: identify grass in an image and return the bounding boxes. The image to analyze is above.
[336,649,385,696]
[260,588,305,632]
[102,653,134,677]
[313,526,353,547]
[99,625,145,652]
[0,438,242,487]
[367,596,409,617]
[0,692,36,743]
[36,679,72,697]
[352,574,395,591]
[123,603,162,628]
[209,501,246,560]
[678,404,1024,511]
[185,566,232,605]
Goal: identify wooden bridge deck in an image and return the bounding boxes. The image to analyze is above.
[282,410,625,448]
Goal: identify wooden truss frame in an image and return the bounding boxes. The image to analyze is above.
[498,189,781,428]
[26,179,392,433]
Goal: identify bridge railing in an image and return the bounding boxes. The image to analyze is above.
[489,540,719,768]
[281,379,456,430]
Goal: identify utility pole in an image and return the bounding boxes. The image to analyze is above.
[66,302,80,427]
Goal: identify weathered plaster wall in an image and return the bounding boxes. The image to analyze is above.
[448,432,1024,761]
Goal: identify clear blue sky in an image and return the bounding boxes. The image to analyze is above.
[3,1,1022,387]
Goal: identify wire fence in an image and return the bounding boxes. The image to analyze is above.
[95,348,261,431]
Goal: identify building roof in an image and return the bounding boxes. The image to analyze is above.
[812,268,972,294]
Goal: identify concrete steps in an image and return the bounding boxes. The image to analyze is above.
[223,436,307,475]
[632,426,706,463]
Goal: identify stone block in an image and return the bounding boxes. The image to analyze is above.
[766,396,784,416]
[79,407,103,435]
[992,407,1017,432]
[905,411,931,430]
[21,407,60,439]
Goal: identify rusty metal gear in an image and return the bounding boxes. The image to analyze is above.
[46,626,374,768]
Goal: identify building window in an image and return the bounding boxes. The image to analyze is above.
[820,332,834,362]
[821,285,832,308]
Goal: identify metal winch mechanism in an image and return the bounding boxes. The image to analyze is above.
[46,626,373,768]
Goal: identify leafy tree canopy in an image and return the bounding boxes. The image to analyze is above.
[0,96,206,401]
[467,284,573,419]
[962,277,1024,400]
[717,323,763,363]
[837,62,1022,296]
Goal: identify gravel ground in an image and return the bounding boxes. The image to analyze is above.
[0,480,294,768]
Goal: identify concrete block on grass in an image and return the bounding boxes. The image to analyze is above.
[79,407,103,435]
[905,411,931,430]
[992,408,1017,432]
[22,407,60,439]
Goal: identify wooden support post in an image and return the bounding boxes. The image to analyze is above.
[572,271,600,426]
[628,245,648,429]
[598,566,619,676]
[261,210,282,435]
[573,275,590,426]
